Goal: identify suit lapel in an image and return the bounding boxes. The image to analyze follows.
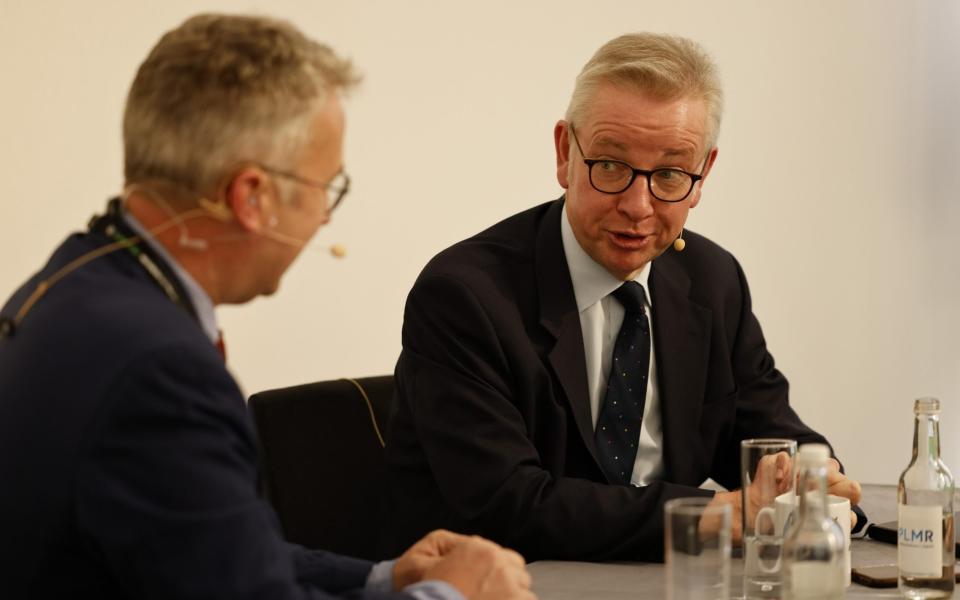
[535,199,600,466]
[649,253,712,484]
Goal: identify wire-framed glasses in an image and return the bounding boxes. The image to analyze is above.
[260,165,351,213]
[569,125,704,203]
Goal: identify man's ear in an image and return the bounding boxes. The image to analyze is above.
[223,166,273,232]
[688,146,719,210]
[700,146,719,183]
[554,120,571,190]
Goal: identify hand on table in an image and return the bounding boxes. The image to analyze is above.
[394,529,536,599]
[826,458,863,530]
[705,451,794,544]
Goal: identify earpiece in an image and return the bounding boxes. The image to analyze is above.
[673,230,686,252]
[244,195,278,228]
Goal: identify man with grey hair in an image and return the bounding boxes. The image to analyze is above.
[0,14,533,600]
[384,32,863,561]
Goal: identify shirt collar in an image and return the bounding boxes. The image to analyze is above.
[560,201,652,313]
[122,211,220,344]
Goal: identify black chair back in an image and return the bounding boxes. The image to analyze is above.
[249,375,392,560]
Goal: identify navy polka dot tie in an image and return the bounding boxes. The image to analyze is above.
[595,281,650,486]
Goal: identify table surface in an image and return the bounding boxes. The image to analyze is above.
[529,484,960,599]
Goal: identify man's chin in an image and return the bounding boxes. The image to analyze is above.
[259,279,282,298]
[221,279,282,305]
[600,248,664,280]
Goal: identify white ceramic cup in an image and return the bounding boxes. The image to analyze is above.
[755,491,852,586]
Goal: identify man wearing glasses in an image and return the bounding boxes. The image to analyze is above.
[384,32,863,561]
[0,14,534,600]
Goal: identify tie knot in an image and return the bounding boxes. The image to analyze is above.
[215,330,226,361]
[612,281,646,314]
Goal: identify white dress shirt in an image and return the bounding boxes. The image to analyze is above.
[560,206,665,486]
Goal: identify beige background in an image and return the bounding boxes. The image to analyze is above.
[1,0,958,485]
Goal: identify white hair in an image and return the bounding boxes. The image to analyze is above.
[566,32,724,148]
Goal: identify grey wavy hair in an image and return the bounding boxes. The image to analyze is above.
[123,13,359,199]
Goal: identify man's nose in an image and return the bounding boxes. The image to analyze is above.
[616,175,656,220]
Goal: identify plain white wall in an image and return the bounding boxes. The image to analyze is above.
[1,0,957,485]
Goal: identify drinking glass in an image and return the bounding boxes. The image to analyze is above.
[740,439,797,599]
[665,497,732,600]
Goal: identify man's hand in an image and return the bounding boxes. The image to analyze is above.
[394,530,536,599]
[826,458,863,530]
[826,458,862,504]
[702,489,742,542]
[706,490,743,544]
[707,451,794,544]
[393,529,468,590]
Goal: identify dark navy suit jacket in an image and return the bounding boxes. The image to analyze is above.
[384,198,832,562]
[0,225,407,599]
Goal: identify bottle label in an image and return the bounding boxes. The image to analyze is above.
[898,504,943,577]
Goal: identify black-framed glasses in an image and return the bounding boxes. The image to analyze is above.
[260,165,351,213]
[569,125,704,203]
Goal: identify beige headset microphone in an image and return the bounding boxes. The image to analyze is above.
[673,229,686,252]
[199,197,235,222]
[126,184,217,251]
[240,195,346,258]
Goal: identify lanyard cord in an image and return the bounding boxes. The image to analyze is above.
[10,235,144,328]
[1,204,213,338]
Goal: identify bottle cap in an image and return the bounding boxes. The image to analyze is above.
[796,443,830,466]
[914,397,940,414]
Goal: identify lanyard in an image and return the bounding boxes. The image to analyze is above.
[0,198,198,338]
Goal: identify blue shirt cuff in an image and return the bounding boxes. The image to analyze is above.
[364,559,466,599]
[405,581,467,600]
[365,560,396,592]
